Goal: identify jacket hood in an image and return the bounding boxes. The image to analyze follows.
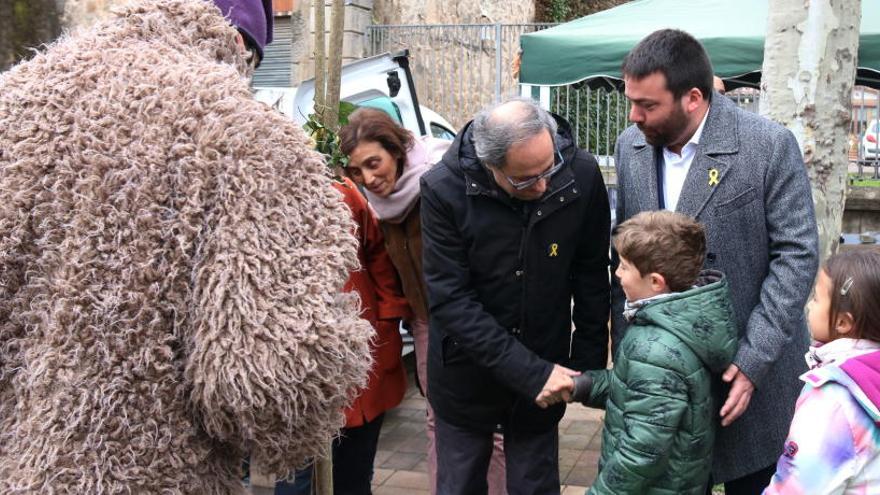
[805,350,880,422]
[441,113,579,192]
[630,269,738,373]
[59,0,252,77]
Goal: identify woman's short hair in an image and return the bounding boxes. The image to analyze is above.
[339,107,414,176]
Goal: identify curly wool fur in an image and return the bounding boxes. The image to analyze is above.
[0,0,373,492]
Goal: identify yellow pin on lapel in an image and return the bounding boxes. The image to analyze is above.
[549,243,559,257]
[708,168,720,187]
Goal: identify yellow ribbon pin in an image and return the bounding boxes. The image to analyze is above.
[549,243,559,257]
[708,168,720,187]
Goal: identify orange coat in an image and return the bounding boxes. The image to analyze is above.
[335,178,410,427]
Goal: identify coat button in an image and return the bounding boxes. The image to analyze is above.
[559,196,565,202]
[515,270,523,277]
[537,210,543,216]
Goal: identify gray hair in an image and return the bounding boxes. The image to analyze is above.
[471,96,558,169]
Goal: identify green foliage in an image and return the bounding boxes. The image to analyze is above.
[534,0,633,22]
[850,173,880,187]
[547,0,570,22]
[302,101,358,175]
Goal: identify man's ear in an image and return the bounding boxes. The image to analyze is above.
[234,32,247,50]
[835,312,856,336]
[684,87,703,113]
[649,273,667,292]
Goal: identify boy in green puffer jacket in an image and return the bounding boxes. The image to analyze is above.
[572,211,737,494]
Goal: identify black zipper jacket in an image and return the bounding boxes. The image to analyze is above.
[420,116,610,433]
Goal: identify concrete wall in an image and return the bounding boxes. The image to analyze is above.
[843,186,880,234]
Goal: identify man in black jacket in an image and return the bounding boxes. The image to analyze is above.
[420,97,611,494]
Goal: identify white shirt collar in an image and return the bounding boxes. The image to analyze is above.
[805,338,880,370]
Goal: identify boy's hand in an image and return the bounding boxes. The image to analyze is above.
[720,364,754,426]
[535,364,578,408]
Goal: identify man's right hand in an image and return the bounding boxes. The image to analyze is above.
[535,364,579,409]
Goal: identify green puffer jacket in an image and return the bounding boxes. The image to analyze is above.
[584,270,738,495]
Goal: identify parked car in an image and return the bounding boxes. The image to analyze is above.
[254,51,456,141]
[860,119,880,161]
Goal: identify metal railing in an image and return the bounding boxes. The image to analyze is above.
[367,23,556,129]
[370,23,879,178]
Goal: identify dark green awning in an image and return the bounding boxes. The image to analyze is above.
[520,0,880,89]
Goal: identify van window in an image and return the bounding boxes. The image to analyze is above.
[431,123,456,141]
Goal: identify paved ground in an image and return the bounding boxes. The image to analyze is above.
[250,355,604,494]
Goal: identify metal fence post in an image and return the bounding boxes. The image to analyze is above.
[494,23,502,103]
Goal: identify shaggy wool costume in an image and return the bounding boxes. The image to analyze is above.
[0,1,373,493]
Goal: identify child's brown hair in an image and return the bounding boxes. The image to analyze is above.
[613,211,706,292]
[824,249,880,341]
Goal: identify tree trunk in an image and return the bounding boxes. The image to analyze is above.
[759,0,861,262]
[313,0,327,118]
[323,0,345,130]
[1,0,63,72]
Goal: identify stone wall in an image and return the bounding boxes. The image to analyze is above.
[843,186,880,234]
[62,0,115,30]
[372,0,534,25]
[367,0,535,128]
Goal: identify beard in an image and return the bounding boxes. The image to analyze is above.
[638,103,689,148]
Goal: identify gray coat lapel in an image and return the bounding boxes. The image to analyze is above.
[675,153,730,218]
[629,135,660,211]
[675,95,740,219]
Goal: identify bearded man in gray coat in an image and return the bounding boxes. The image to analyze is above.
[611,29,819,494]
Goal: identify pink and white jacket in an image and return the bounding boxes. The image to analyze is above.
[764,339,880,495]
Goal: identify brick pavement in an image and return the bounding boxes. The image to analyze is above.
[250,358,605,494]
[370,362,604,494]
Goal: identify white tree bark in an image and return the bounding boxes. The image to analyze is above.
[313,0,327,116]
[323,0,345,130]
[759,0,861,262]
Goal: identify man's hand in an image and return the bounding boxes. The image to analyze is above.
[720,364,755,427]
[535,364,579,409]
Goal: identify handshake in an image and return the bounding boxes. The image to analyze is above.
[534,364,592,409]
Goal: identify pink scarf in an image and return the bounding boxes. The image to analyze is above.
[365,134,451,224]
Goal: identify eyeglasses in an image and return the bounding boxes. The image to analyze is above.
[497,148,564,191]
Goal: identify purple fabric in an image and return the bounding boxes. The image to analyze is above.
[211,0,273,58]
[841,350,880,411]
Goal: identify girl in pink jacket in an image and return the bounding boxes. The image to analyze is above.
[765,249,880,494]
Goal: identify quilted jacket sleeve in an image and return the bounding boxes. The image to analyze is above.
[589,351,689,494]
[583,369,611,409]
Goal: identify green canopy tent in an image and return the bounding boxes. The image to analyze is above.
[520,0,880,90]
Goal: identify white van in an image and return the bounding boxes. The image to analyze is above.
[254,51,456,140]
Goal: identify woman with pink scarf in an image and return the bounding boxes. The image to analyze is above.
[339,108,506,495]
